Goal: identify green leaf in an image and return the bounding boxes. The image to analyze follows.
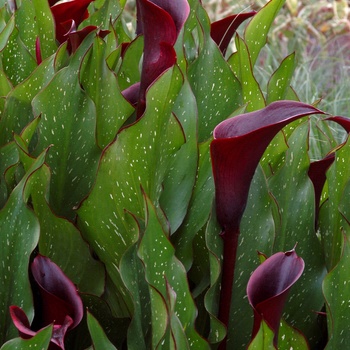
[138,195,210,349]
[187,5,242,142]
[319,134,350,269]
[120,243,151,350]
[0,15,14,51]
[23,162,105,296]
[117,35,143,89]
[82,0,122,29]
[160,80,198,233]
[0,150,46,343]
[0,55,55,145]
[204,210,226,345]
[15,0,37,57]
[226,165,275,348]
[268,122,326,346]
[78,67,184,316]
[0,324,52,350]
[323,234,350,349]
[173,139,214,270]
[1,26,36,85]
[87,311,118,350]
[0,141,18,208]
[244,0,285,67]
[32,0,57,59]
[32,33,102,219]
[229,35,265,112]
[81,36,134,148]
[0,69,12,96]
[278,319,309,350]
[267,52,296,104]
[247,320,275,350]
[81,294,129,348]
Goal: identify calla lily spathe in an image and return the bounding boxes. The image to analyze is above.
[10,255,83,350]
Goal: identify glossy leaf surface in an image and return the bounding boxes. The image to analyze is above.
[0,151,45,343]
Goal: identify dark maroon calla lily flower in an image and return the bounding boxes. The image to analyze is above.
[10,255,83,350]
[210,101,324,348]
[50,0,94,44]
[126,0,190,118]
[210,12,256,55]
[247,248,305,347]
[211,101,324,234]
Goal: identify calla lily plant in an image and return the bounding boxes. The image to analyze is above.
[0,0,349,349]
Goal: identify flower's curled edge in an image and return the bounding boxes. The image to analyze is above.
[210,12,256,55]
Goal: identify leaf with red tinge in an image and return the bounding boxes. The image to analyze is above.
[51,0,93,44]
[134,0,189,118]
[10,255,83,350]
[211,101,324,234]
[247,248,305,347]
[210,12,256,55]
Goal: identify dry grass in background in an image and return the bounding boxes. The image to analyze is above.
[203,0,350,116]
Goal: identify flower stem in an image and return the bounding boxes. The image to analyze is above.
[218,228,240,350]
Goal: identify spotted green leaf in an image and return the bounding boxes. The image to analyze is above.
[23,161,105,296]
[32,32,101,219]
[82,0,122,30]
[173,139,214,270]
[229,35,265,112]
[278,319,309,350]
[244,0,285,67]
[267,52,296,104]
[247,320,275,350]
[138,195,210,349]
[32,0,56,59]
[0,141,18,208]
[14,0,37,57]
[204,210,226,345]
[0,150,46,343]
[0,15,14,51]
[117,35,143,89]
[78,67,184,316]
[187,4,241,142]
[323,234,350,349]
[81,36,134,148]
[120,243,151,350]
[0,55,55,146]
[160,79,198,234]
[1,25,36,85]
[319,134,350,270]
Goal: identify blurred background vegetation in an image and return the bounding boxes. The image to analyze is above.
[203,0,350,116]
